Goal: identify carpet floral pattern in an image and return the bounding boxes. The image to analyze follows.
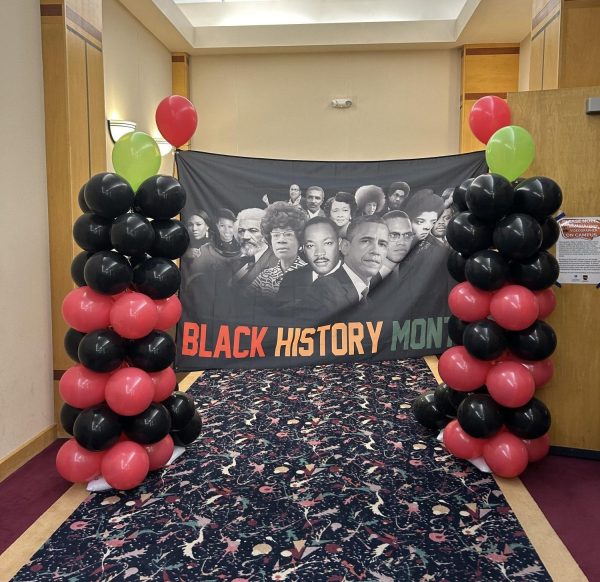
[13,359,549,581]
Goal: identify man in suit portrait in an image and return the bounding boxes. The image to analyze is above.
[288,184,303,207]
[304,186,326,219]
[306,215,389,321]
[276,217,341,314]
[371,211,414,287]
[233,208,278,289]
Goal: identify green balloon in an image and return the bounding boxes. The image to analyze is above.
[112,131,161,191]
[485,125,535,182]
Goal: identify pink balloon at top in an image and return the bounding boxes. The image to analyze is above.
[62,286,113,333]
[490,285,539,331]
[469,96,512,145]
[155,295,182,330]
[448,282,492,322]
[156,95,198,148]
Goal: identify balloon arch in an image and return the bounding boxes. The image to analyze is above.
[412,95,560,478]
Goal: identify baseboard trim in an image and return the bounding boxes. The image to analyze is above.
[0,425,57,483]
[550,445,600,460]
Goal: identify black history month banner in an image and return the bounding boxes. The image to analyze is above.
[175,150,487,371]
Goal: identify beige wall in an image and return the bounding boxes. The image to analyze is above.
[0,1,54,459]
[519,33,532,92]
[190,49,462,160]
[103,0,174,175]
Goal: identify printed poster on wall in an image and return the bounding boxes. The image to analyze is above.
[174,150,487,370]
[556,216,600,285]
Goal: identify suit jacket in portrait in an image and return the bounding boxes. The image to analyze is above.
[304,266,365,323]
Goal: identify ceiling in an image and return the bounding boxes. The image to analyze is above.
[118,0,532,53]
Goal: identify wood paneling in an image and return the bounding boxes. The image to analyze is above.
[0,426,57,483]
[560,0,600,88]
[460,45,520,153]
[508,85,600,451]
[529,32,544,91]
[542,16,561,89]
[40,1,105,435]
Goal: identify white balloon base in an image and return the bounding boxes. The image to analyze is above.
[437,429,491,473]
[86,445,187,492]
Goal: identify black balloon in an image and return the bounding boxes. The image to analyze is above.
[503,397,551,439]
[457,394,503,438]
[127,331,175,372]
[412,392,451,430]
[465,249,508,291]
[512,177,563,218]
[466,173,514,222]
[73,405,122,451]
[163,391,196,430]
[171,411,203,446]
[78,329,124,372]
[133,257,181,299]
[60,403,82,436]
[84,251,133,295]
[83,172,134,218]
[73,212,112,252]
[124,403,172,445]
[539,217,560,251]
[111,212,155,256]
[508,320,557,361]
[509,251,560,290]
[446,212,494,255]
[433,383,467,418]
[78,185,90,212]
[64,328,86,362]
[448,315,468,346]
[493,213,543,260]
[71,251,93,287]
[134,175,187,219]
[447,251,468,282]
[149,219,190,260]
[452,179,474,212]
[463,319,507,361]
[129,253,151,268]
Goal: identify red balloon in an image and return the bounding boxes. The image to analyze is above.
[468,96,512,144]
[101,441,150,490]
[448,282,492,322]
[56,438,103,483]
[59,365,109,408]
[155,95,198,148]
[438,346,491,391]
[523,433,550,462]
[155,295,182,330]
[110,292,158,339]
[486,361,535,408]
[483,432,529,478]
[105,367,154,416]
[61,286,113,333]
[502,354,554,388]
[535,288,557,319]
[489,285,539,331]
[144,434,175,471]
[443,420,486,459]
[149,366,177,402]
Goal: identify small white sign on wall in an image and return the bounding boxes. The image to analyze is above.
[556,217,600,285]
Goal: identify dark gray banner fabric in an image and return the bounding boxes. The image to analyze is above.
[175,150,487,371]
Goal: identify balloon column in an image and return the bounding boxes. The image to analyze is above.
[56,96,202,490]
[412,96,560,478]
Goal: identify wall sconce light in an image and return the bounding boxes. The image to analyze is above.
[154,137,173,157]
[107,120,136,143]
